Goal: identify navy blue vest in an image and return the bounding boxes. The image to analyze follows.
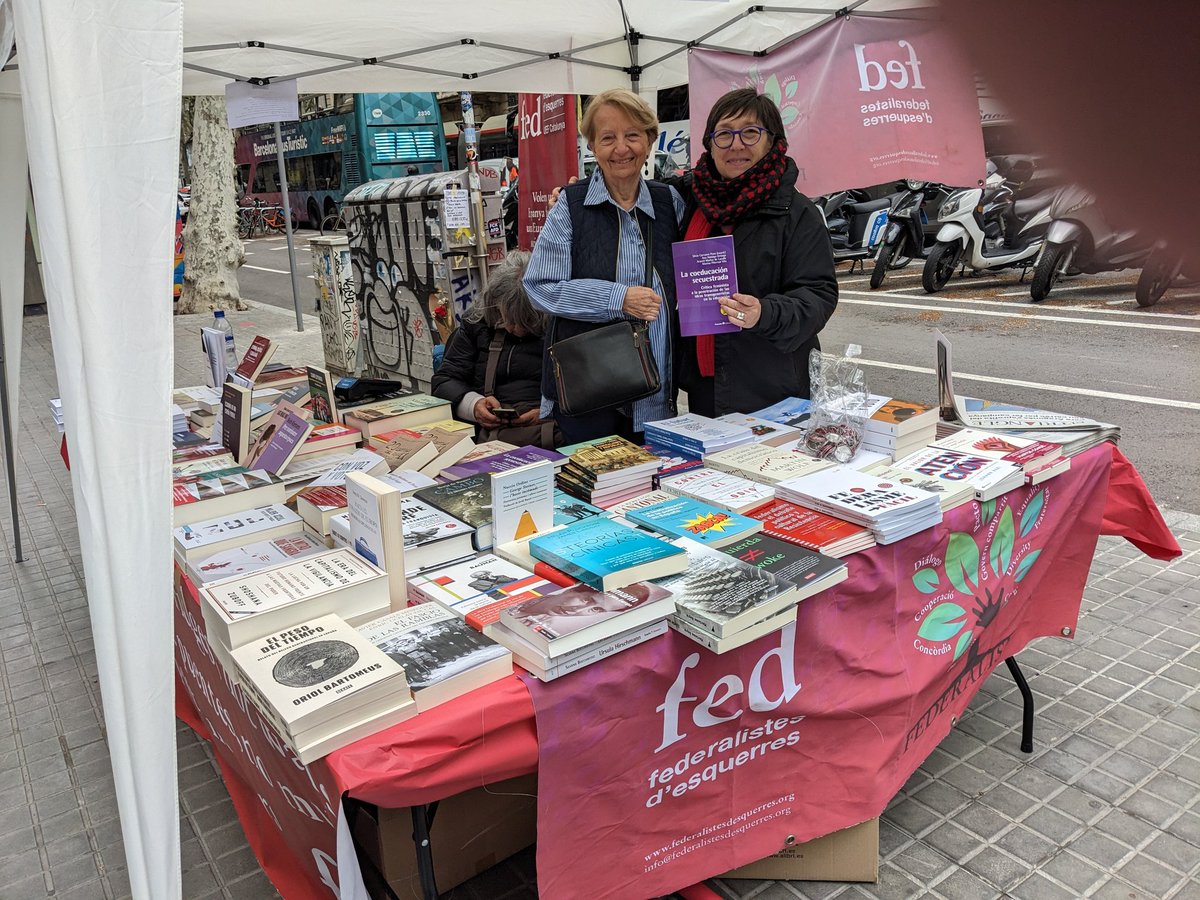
[541,180,679,403]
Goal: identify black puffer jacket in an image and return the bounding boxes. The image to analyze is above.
[430,318,544,413]
[676,160,838,415]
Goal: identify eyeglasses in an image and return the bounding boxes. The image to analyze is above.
[709,126,770,149]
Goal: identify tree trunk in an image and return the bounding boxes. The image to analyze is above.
[179,96,195,186]
[177,95,246,314]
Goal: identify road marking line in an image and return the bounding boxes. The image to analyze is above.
[840,289,1200,322]
[242,264,315,279]
[998,280,1134,297]
[838,297,1200,333]
[855,358,1200,411]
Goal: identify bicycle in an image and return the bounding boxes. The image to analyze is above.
[319,207,347,235]
[237,199,291,239]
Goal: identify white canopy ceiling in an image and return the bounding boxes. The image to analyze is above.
[179,0,925,95]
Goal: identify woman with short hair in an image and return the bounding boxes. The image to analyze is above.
[524,88,686,444]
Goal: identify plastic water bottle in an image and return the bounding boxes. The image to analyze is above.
[212,310,238,368]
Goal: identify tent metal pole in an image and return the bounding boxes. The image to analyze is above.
[458,92,491,294]
[273,120,305,332]
[0,300,23,563]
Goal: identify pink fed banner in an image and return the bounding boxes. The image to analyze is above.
[524,444,1114,898]
[688,14,987,195]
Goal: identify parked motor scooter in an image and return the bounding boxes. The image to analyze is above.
[921,160,1056,293]
[869,180,953,289]
[815,189,895,272]
[1029,185,1154,301]
[1135,242,1200,307]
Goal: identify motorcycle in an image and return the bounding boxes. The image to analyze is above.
[921,160,1056,293]
[1029,185,1154,302]
[815,189,895,271]
[1135,242,1200,307]
[869,180,953,289]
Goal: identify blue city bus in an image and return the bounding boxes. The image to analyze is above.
[235,93,449,227]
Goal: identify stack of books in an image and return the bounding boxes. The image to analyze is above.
[643,413,755,457]
[656,537,821,654]
[295,484,350,540]
[396,497,476,574]
[485,581,676,680]
[341,394,451,441]
[172,504,304,565]
[890,446,1026,501]
[231,613,415,765]
[527,515,688,592]
[172,467,287,526]
[775,468,942,544]
[293,423,362,461]
[172,404,189,434]
[748,500,876,557]
[198,546,392,677]
[940,396,1119,457]
[407,554,561,630]
[862,463,975,511]
[357,605,513,713]
[714,413,805,447]
[854,396,939,459]
[658,467,775,514]
[439,444,566,482]
[931,428,1067,484]
[187,531,328,585]
[623,495,763,549]
[703,442,833,485]
[556,437,662,508]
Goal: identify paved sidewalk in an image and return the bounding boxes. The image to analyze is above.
[0,302,1196,899]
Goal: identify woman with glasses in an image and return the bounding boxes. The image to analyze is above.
[677,88,838,417]
[524,89,686,444]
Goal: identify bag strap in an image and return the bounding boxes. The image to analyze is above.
[634,210,654,338]
[482,331,506,397]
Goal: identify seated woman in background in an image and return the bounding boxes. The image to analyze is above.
[430,251,558,449]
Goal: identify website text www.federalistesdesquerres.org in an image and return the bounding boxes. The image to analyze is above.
[642,794,795,872]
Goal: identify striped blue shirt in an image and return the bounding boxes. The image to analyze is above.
[524,170,687,429]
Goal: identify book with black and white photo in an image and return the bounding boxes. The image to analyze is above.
[231,614,414,765]
[497,581,676,658]
[654,537,800,640]
[399,496,476,574]
[357,604,512,712]
[487,617,668,681]
[413,474,494,550]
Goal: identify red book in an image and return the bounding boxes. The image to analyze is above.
[533,561,580,588]
[233,335,276,384]
[748,499,875,558]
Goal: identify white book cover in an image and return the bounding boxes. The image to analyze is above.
[276,450,358,484]
[173,504,301,555]
[407,554,540,608]
[487,618,668,680]
[309,449,390,487]
[490,460,556,547]
[346,472,406,608]
[380,469,439,495]
[715,414,804,446]
[603,490,678,517]
[644,413,752,447]
[329,512,351,549]
[890,446,1025,500]
[203,548,387,619]
[660,467,775,513]
[704,443,833,485]
[189,532,328,585]
[400,497,473,550]
[231,613,408,734]
[864,464,974,511]
[776,468,940,523]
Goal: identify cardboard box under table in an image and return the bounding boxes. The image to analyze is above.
[722,818,879,883]
[350,774,537,899]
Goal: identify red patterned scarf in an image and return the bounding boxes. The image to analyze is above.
[690,137,789,228]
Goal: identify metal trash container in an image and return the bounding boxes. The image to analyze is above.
[308,235,359,377]
[342,165,508,391]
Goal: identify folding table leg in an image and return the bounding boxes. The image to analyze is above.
[411,802,440,900]
[1004,656,1035,753]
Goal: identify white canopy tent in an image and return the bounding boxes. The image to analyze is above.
[0,1,922,897]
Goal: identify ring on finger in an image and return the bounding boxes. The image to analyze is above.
[736,311,745,321]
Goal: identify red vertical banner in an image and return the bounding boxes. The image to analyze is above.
[517,93,578,250]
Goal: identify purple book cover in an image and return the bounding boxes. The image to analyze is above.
[440,445,565,481]
[672,235,741,337]
[254,411,313,474]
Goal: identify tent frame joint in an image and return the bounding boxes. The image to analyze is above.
[363,57,377,66]
[835,6,851,17]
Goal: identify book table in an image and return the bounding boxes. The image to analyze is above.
[174,444,1179,900]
